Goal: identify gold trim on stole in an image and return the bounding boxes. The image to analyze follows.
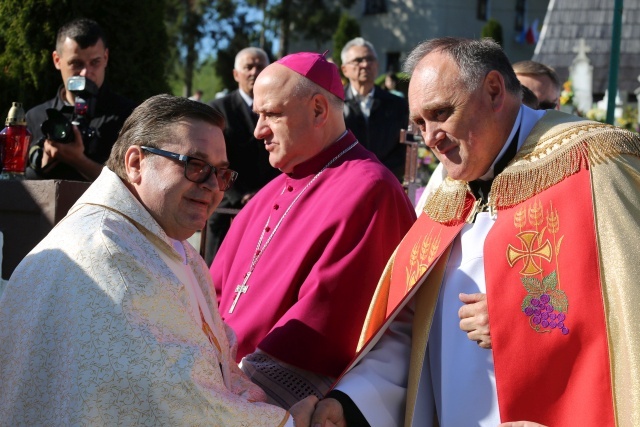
[491,110,640,211]
[358,247,398,351]
[416,110,640,426]
[591,155,640,427]
[404,247,451,427]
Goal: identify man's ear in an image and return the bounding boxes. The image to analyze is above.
[484,70,506,111]
[52,51,62,71]
[124,145,143,184]
[312,94,329,126]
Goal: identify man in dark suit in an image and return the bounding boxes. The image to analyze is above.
[205,47,279,265]
[341,37,409,180]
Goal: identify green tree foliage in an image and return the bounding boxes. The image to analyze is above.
[481,18,503,47]
[168,57,222,103]
[0,0,170,110]
[332,12,360,68]
[214,11,266,92]
[246,0,356,58]
[165,0,236,97]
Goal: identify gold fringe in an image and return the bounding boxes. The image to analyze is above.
[421,112,640,223]
[491,123,640,211]
[423,177,469,222]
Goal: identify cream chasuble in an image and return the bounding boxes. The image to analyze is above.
[0,168,290,426]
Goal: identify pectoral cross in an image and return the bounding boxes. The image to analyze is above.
[229,272,251,313]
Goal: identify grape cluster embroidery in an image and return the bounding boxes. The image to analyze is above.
[521,271,569,334]
[508,201,569,335]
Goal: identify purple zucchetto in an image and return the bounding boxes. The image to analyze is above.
[276,51,345,101]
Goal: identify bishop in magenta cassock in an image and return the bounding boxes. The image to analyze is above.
[210,51,416,408]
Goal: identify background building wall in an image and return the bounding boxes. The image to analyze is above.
[290,0,550,70]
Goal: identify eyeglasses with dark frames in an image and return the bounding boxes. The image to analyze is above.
[140,146,238,191]
[346,55,377,66]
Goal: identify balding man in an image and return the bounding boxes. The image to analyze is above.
[414,60,561,215]
[211,52,416,409]
[205,47,280,264]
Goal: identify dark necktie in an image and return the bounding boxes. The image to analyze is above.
[468,126,520,205]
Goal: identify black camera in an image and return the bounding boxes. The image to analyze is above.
[41,76,99,143]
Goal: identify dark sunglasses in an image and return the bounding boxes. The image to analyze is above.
[140,146,238,191]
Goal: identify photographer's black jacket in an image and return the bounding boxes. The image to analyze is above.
[25,83,136,181]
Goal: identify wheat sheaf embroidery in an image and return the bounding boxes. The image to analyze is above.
[406,227,440,293]
[506,199,569,335]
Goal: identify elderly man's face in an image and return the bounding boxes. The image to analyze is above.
[234,52,268,97]
[252,64,318,174]
[136,119,227,240]
[341,45,378,86]
[408,51,504,182]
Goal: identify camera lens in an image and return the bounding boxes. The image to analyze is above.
[51,123,71,141]
[41,108,74,143]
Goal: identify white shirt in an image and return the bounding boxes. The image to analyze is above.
[238,88,253,108]
[350,85,375,118]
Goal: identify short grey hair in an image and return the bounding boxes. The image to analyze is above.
[403,37,521,96]
[340,37,377,64]
[234,47,269,71]
[291,73,344,111]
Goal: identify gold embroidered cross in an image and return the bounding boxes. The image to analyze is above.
[507,231,552,275]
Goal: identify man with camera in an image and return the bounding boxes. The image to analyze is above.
[25,18,135,182]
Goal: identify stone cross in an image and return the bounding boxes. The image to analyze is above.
[569,38,594,114]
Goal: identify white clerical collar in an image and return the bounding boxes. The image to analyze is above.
[238,88,253,108]
[478,104,544,181]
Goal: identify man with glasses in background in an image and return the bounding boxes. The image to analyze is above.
[204,47,279,265]
[341,37,409,180]
[0,94,308,426]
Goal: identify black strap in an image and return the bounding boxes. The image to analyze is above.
[468,126,520,204]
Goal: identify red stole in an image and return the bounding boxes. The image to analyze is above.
[346,167,616,426]
[385,206,470,317]
[486,167,615,425]
[351,195,474,371]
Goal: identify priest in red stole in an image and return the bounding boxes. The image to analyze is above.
[298,38,640,427]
